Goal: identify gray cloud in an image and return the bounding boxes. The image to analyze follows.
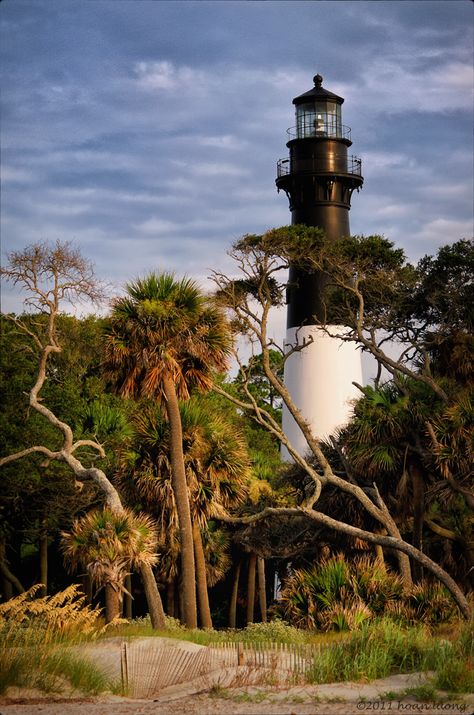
[1,0,472,321]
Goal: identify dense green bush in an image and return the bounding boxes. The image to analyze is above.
[274,554,456,631]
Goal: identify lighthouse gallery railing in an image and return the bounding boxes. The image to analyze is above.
[277,155,362,178]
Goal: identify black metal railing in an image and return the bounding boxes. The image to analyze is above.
[286,124,352,141]
[277,155,362,178]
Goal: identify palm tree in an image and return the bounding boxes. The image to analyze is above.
[118,398,249,627]
[61,508,159,623]
[104,273,233,628]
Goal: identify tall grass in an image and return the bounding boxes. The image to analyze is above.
[0,584,119,695]
[433,618,474,693]
[308,619,446,683]
[307,617,473,690]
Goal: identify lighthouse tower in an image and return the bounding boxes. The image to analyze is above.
[276,74,364,456]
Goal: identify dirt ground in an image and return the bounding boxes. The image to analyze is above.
[1,685,472,715]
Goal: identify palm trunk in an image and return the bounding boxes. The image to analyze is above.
[229,560,241,628]
[81,573,93,603]
[178,575,185,622]
[246,553,257,625]
[162,374,197,628]
[39,529,48,597]
[105,582,121,623]
[140,563,166,629]
[192,521,212,629]
[123,574,132,619]
[257,556,267,622]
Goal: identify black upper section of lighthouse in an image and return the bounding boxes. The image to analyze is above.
[276,74,363,328]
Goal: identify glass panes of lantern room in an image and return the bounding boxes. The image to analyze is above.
[296,101,342,138]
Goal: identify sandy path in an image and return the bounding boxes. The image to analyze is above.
[0,693,471,715]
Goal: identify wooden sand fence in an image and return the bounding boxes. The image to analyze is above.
[121,640,212,698]
[210,640,321,676]
[121,639,321,697]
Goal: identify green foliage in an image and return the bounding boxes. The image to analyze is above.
[237,618,307,644]
[274,555,457,632]
[0,313,124,584]
[411,238,474,333]
[400,581,458,626]
[306,618,444,683]
[118,396,250,586]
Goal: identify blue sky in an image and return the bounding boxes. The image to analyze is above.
[1,0,473,317]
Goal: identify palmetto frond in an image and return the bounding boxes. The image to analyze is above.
[61,508,159,590]
[118,398,250,560]
[201,526,231,587]
[104,271,233,404]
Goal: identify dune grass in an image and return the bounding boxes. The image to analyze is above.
[306,616,473,693]
[0,585,120,696]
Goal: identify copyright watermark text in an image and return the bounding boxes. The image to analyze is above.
[356,703,467,712]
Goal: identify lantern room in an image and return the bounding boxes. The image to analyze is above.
[293,74,345,140]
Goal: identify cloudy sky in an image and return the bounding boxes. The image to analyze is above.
[1,0,473,319]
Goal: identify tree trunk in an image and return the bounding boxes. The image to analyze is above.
[410,462,425,582]
[1,575,13,601]
[162,374,197,629]
[257,556,267,622]
[123,574,132,619]
[81,573,93,603]
[178,576,185,623]
[139,563,166,629]
[192,521,212,629]
[167,580,176,617]
[374,529,386,570]
[372,491,413,588]
[0,541,24,595]
[105,582,121,623]
[246,553,257,625]
[39,530,48,597]
[229,560,241,628]
[463,541,474,589]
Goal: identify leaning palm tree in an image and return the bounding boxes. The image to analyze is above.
[61,508,159,623]
[119,398,249,627]
[104,273,233,628]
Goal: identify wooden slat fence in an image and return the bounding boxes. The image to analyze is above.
[121,641,212,698]
[210,640,320,675]
[121,639,321,697]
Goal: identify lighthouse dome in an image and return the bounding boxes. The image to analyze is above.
[293,74,343,139]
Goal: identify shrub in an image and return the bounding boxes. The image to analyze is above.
[275,554,458,632]
[405,581,458,626]
[239,618,307,644]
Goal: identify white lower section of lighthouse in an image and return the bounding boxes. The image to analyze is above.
[282,325,363,458]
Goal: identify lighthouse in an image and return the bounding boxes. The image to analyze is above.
[276,74,364,456]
